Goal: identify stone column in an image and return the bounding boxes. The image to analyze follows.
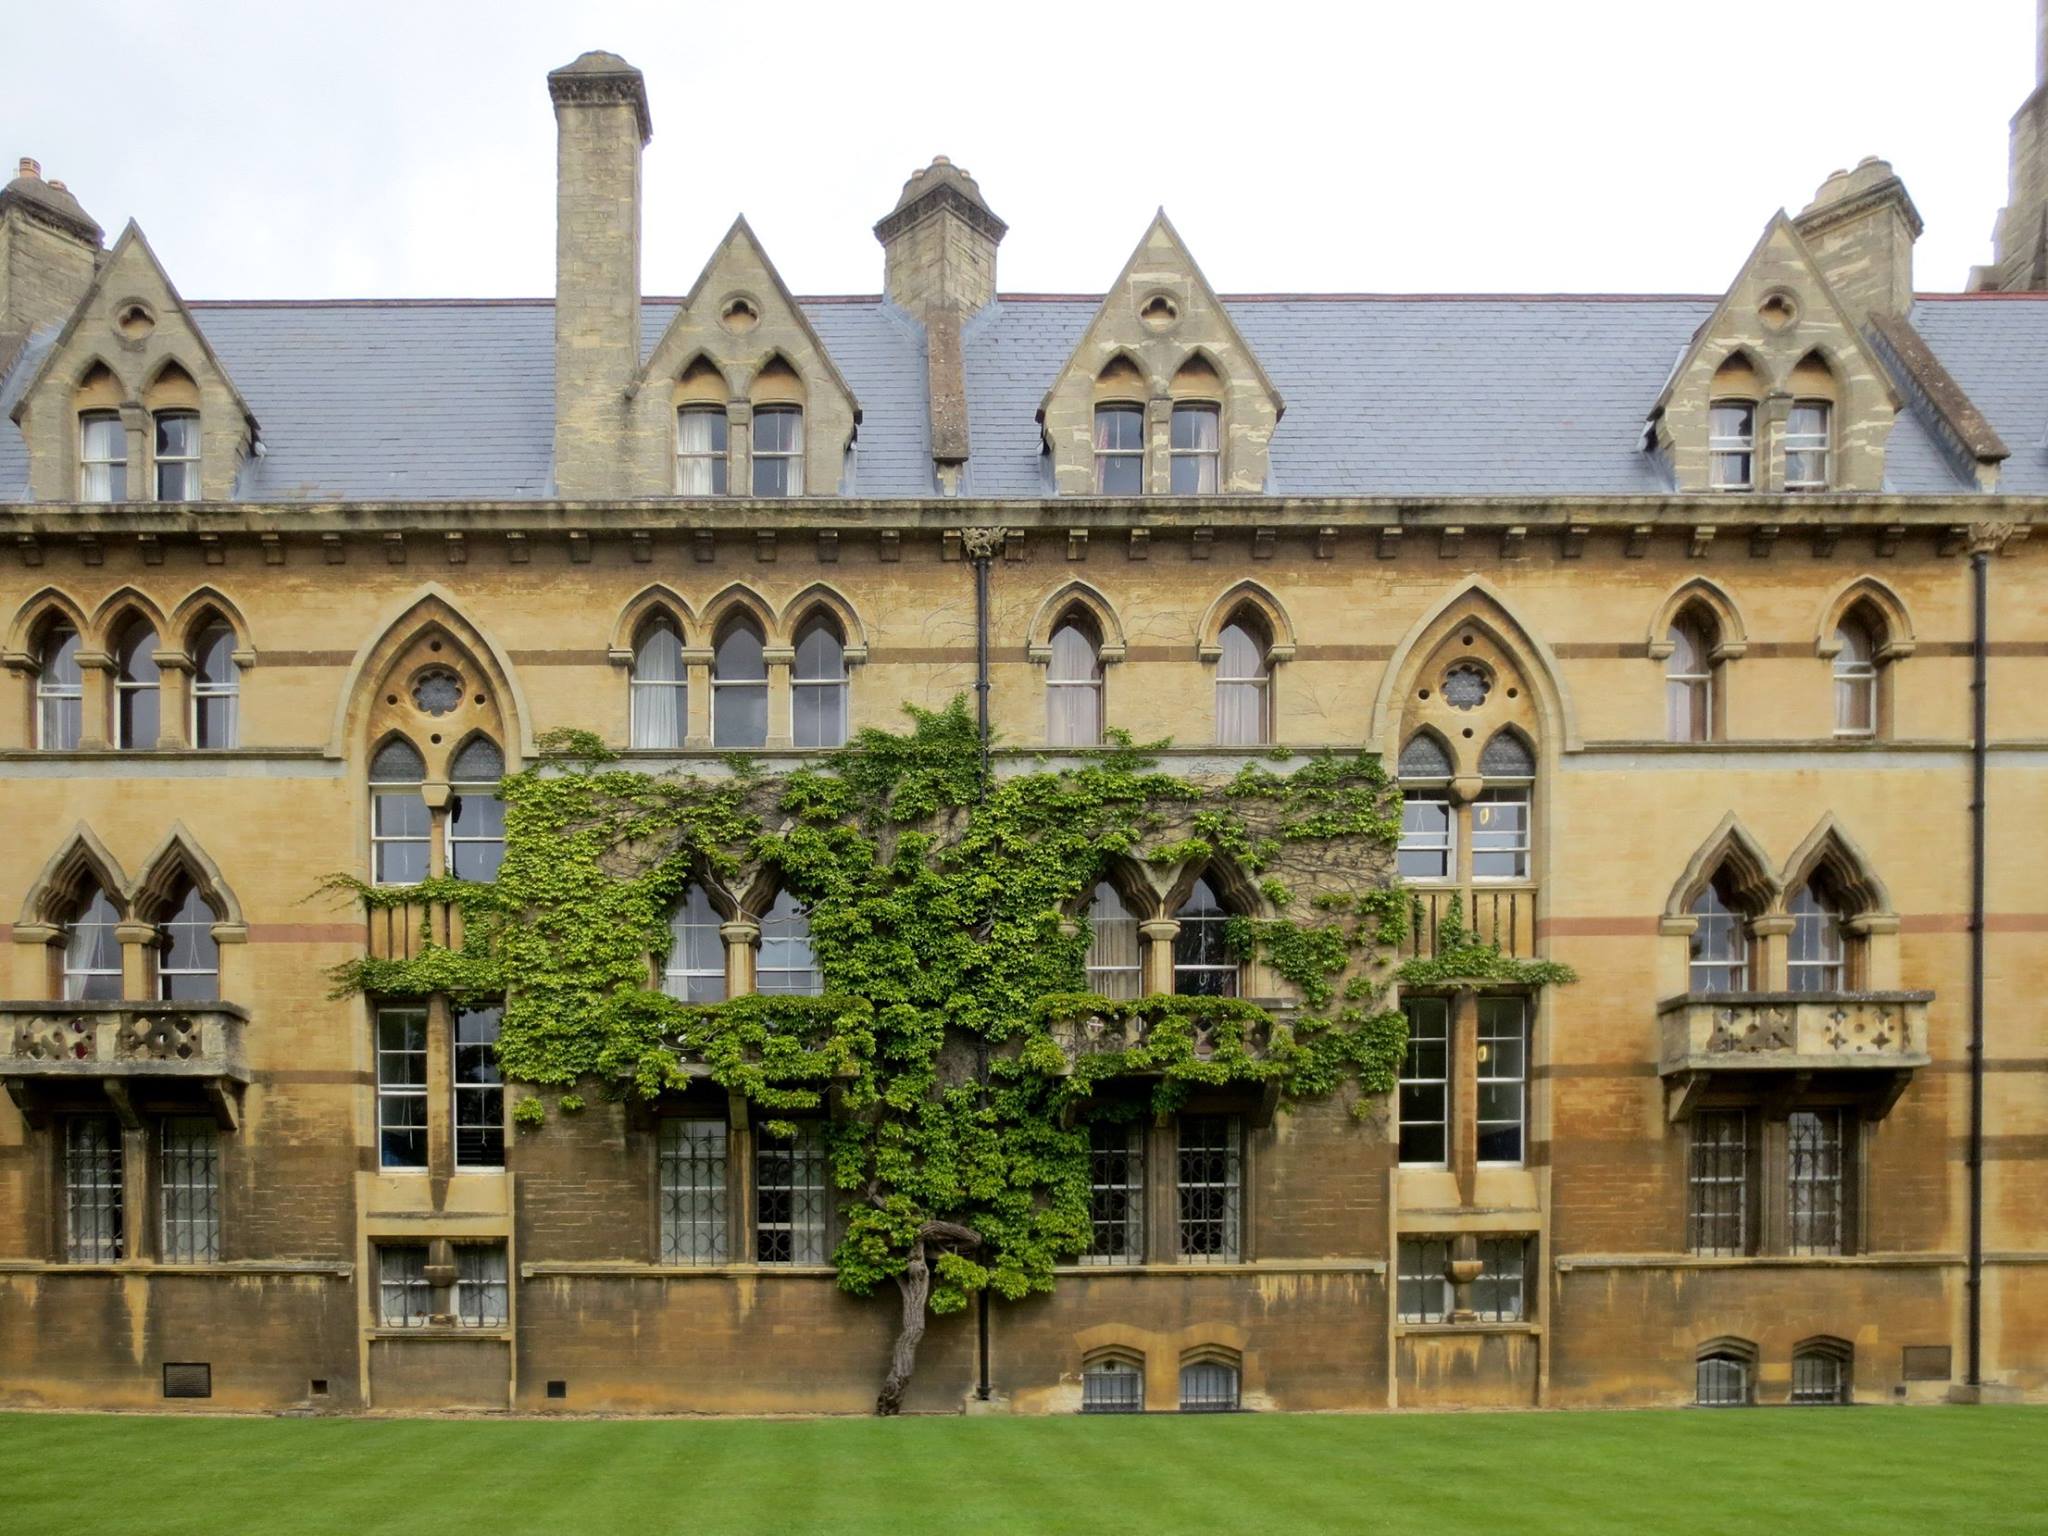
[764,646,795,750]
[12,923,60,999]
[421,782,451,879]
[152,650,192,750]
[1138,919,1180,996]
[120,403,147,501]
[722,921,760,998]
[210,923,250,1000]
[1144,397,1172,496]
[75,652,112,750]
[1147,1117,1178,1264]
[1656,915,1698,998]
[1749,913,1794,992]
[1849,913,1901,990]
[727,401,751,498]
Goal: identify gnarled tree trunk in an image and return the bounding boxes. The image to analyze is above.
[875,1219,981,1416]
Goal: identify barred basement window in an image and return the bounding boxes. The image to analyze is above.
[453,1005,505,1170]
[455,1245,509,1328]
[1688,1110,1749,1256]
[1084,1120,1144,1265]
[1176,1114,1241,1262]
[159,1117,220,1263]
[1696,1352,1751,1406]
[1791,1346,1849,1405]
[1082,1356,1144,1413]
[1787,1109,1845,1256]
[1396,1237,1527,1323]
[1398,997,1450,1166]
[376,1007,429,1170]
[1178,1358,1240,1412]
[378,1245,431,1327]
[65,1116,124,1262]
[755,1121,827,1264]
[659,1118,729,1264]
[1397,1238,1450,1323]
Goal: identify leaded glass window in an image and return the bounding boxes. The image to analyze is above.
[659,1118,729,1264]
[36,623,83,749]
[156,880,219,1001]
[630,616,686,749]
[792,615,848,750]
[376,1007,429,1170]
[1688,1110,1749,1256]
[712,617,768,749]
[1084,882,1140,999]
[1082,1357,1144,1413]
[1085,1121,1144,1265]
[1398,997,1450,1166]
[665,886,728,1003]
[1787,1109,1845,1256]
[755,1122,828,1264]
[160,1117,220,1263]
[65,1116,124,1262]
[454,1006,505,1170]
[1176,1115,1240,1262]
[757,891,822,995]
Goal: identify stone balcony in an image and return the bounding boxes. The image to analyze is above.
[0,1001,251,1125]
[364,898,465,963]
[1046,997,1292,1076]
[1657,991,1932,1120]
[1399,884,1539,963]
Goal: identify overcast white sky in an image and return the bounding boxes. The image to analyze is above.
[3,1,2038,301]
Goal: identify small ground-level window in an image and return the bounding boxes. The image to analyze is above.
[1791,1348,1849,1405]
[1082,1357,1145,1413]
[455,1245,509,1328]
[1696,1352,1751,1406]
[1179,1358,1241,1412]
[378,1245,432,1327]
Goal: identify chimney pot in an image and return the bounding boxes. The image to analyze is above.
[47,179,65,192]
[17,157,38,180]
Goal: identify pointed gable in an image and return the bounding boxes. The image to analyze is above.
[12,220,257,502]
[1647,213,1897,494]
[630,216,860,497]
[1039,211,1282,496]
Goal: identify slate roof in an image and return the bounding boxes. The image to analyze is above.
[3,290,2043,502]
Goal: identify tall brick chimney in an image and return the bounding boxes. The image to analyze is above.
[1793,157,1921,319]
[548,52,651,499]
[0,157,104,378]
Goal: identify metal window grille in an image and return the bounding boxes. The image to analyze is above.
[159,1117,220,1263]
[37,624,84,749]
[1791,1350,1847,1405]
[79,410,126,501]
[1172,878,1238,998]
[751,406,805,497]
[758,891,823,995]
[1688,883,1750,992]
[792,619,848,749]
[1093,405,1143,493]
[65,1117,124,1262]
[1178,1360,1240,1412]
[1688,1110,1749,1255]
[455,1245,509,1328]
[1169,404,1220,494]
[659,1118,730,1264]
[755,1122,828,1264]
[1471,1237,1527,1322]
[675,405,729,495]
[1082,1359,1144,1413]
[664,887,729,1003]
[1475,998,1527,1165]
[1175,1115,1241,1262]
[190,622,239,748]
[1396,1238,1451,1323]
[378,1245,431,1327]
[1083,883,1141,999]
[1787,886,1845,993]
[1696,1353,1750,1406]
[1787,1109,1845,1256]
[1398,998,1450,1165]
[1470,785,1530,880]
[1707,401,1754,491]
[1785,401,1831,491]
[376,1008,429,1170]
[1084,1121,1145,1264]
[453,1007,505,1169]
[154,410,200,501]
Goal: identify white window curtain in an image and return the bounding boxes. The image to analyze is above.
[1214,619,1270,746]
[631,618,687,749]
[1046,619,1104,746]
[665,885,728,1002]
[1084,882,1140,998]
[36,624,83,750]
[191,621,239,748]
[676,406,729,495]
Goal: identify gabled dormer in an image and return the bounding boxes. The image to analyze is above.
[10,221,256,503]
[631,217,860,499]
[1039,212,1281,497]
[1645,214,1896,495]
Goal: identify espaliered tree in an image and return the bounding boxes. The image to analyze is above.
[330,699,1568,1413]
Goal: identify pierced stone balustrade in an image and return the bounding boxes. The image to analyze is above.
[0,1001,252,1126]
[1047,999,1289,1077]
[364,898,465,963]
[1400,885,1538,962]
[1657,991,1932,1121]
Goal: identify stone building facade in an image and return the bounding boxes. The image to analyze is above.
[0,40,2044,1416]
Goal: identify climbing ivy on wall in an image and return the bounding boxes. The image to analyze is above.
[326,698,1564,1409]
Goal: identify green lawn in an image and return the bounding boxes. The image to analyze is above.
[4,1406,2044,1535]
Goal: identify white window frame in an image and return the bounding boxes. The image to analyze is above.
[189,622,240,748]
[155,883,220,1002]
[1688,883,1750,993]
[675,404,729,496]
[751,405,804,497]
[1832,627,1878,739]
[757,892,823,996]
[1475,998,1527,1167]
[1397,784,1454,881]
[1093,403,1144,494]
[78,410,126,502]
[1787,885,1846,993]
[1469,783,1530,882]
[1213,620,1271,747]
[664,888,728,1003]
[1707,399,1755,491]
[375,1006,430,1172]
[1665,622,1714,743]
[1398,996,1451,1168]
[153,409,201,502]
[452,1006,505,1172]
[1045,619,1105,748]
[35,625,83,750]
[112,622,161,751]
[62,889,123,1001]
[1168,402,1220,494]
[1083,883,1141,999]
[1784,399,1832,492]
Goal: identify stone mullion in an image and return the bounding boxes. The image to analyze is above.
[426,995,455,1181]
[152,652,193,750]
[681,648,713,748]
[1144,397,1172,496]
[1149,1118,1178,1265]
[75,653,113,750]
[722,921,759,998]
[116,920,156,1000]
[764,647,795,750]
[1138,919,1179,996]
[728,402,752,499]
[1452,989,1480,1207]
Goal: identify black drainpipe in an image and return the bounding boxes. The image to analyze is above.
[1967,546,1989,1390]
[968,529,994,1402]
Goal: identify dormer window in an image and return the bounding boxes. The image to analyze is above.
[1785,401,1831,491]
[1093,405,1144,494]
[1169,404,1220,494]
[676,405,729,495]
[154,411,200,501]
[79,411,125,502]
[752,405,804,497]
[1708,401,1755,491]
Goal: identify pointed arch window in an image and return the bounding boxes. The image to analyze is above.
[1173,876,1238,997]
[1397,733,1454,881]
[1786,883,1845,993]
[792,615,848,750]
[1665,615,1715,743]
[63,884,123,1001]
[447,736,507,882]
[370,737,430,886]
[1832,616,1878,738]
[1084,882,1140,998]
[154,411,200,501]
[155,879,219,1002]
[1688,878,1750,993]
[665,885,728,1003]
[191,620,239,748]
[35,622,83,750]
[113,618,161,750]
[630,615,687,750]
[79,410,126,502]
[1047,612,1104,747]
[752,405,804,497]
[712,617,768,749]
[1094,404,1144,494]
[1215,613,1271,747]
[1169,403,1220,494]
[1473,730,1532,881]
[676,405,729,495]
[758,891,822,995]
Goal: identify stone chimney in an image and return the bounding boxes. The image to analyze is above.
[1971,0,2048,290]
[874,158,1006,490]
[1793,157,1921,318]
[548,52,651,499]
[0,157,104,377]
